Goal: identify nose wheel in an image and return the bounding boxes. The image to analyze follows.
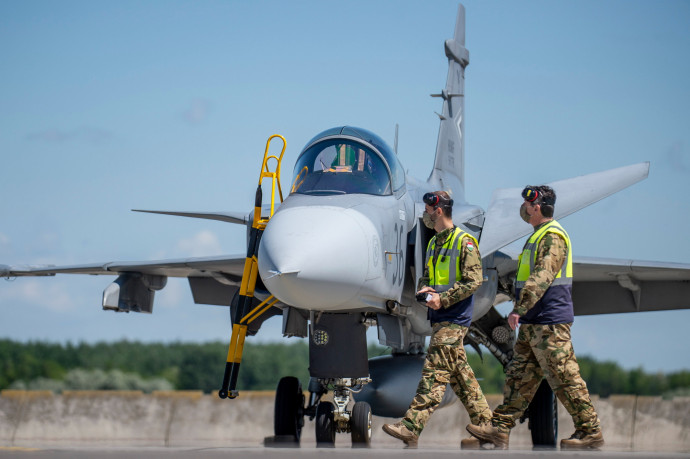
[315,401,336,446]
[311,377,372,448]
[350,401,372,447]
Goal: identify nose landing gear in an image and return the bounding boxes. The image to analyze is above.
[322,378,372,448]
[273,376,372,447]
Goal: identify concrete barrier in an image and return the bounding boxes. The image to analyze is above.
[0,390,688,451]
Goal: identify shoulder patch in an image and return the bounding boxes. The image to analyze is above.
[466,240,474,252]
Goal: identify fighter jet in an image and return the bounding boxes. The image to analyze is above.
[2,3,690,449]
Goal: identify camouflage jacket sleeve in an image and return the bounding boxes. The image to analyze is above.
[512,232,567,316]
[439,237,483,308]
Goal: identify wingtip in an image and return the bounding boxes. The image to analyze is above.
[631,161,650,179]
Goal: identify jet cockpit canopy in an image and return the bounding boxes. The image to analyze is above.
[291,126,405,196]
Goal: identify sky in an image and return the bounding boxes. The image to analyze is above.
[1,0,689,373]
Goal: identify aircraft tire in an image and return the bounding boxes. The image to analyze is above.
[315,401,336,447]
[528,379,558,447]
[274,376,304,441]
[350,401,372,447]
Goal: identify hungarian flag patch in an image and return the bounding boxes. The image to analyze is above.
[466,241,475,252]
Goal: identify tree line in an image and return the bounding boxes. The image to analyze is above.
[1,339,688,398]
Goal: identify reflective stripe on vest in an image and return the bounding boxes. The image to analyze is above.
[426,227,478,293]
[515,220,572,290]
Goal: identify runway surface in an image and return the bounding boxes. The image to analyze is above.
[1,446,689,459]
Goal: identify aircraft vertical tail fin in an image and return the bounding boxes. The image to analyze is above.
[428,4,469,203]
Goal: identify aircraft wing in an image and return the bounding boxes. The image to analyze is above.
[1,255,246,280]
[1,255,248,310]
[479,162,650,258]
[494,254,690,316]
[571,257,690,316]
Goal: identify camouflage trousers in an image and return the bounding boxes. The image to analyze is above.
[492,323,601,433]
[402,323,492,436]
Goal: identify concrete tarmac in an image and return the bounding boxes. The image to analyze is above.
[1,446,690,459]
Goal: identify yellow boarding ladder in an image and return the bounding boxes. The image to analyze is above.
[218,134,286,399]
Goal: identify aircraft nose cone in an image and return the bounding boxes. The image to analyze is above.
[258,206,368,310]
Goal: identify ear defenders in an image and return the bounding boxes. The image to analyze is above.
[423,192,453,208]
[521,187,539,202]
[521,186,554,217]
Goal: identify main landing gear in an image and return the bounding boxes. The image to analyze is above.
[274,376,305,441]
[527,379,558,447]
[273,376,372,448]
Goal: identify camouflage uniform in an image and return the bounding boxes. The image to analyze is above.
[402,323,492,435]
[492,227,601,434]
[402,227,492,436]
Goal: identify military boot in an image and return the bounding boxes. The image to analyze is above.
[466,423,509,450]
[382,422,419,448]
[560,430,604,450]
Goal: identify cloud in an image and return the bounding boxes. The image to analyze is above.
[181,99,213,125]
[175,230,223,257]
[25,127,114,145]
[0,279,76,312]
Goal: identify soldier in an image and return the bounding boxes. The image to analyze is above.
[466,185,604,450]
[382,191,492,449]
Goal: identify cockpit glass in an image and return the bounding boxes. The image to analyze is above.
[290,140,392,196]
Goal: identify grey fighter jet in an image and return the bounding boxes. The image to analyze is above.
[2,3,689,448]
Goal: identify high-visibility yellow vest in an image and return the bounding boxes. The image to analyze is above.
[516,220,573,290]
[426,227,478,292]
